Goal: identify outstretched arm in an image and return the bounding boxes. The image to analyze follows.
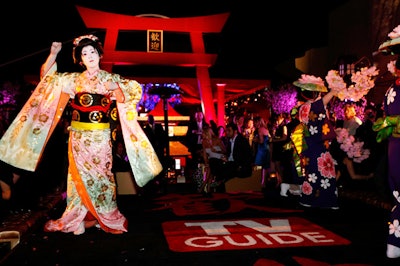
[322,91,336,106]
[40,42,62,78]
[342,157,374,180]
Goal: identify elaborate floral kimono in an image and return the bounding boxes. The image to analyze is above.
[297,98,338,209]
[0,64,162,234]
[373,81,400,251]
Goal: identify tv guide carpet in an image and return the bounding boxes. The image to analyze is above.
[0,182,398,266]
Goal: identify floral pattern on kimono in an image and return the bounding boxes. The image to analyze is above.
[0,64,162,234]
[297,98,338,209]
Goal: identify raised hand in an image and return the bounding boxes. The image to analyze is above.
[50,42,62,55]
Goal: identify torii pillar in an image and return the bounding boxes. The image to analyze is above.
[216,83,226,127]
[76,6,229,124]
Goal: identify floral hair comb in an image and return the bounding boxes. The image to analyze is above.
[293,74,328,92]
[379,25,400,54]
[73,34,99,46]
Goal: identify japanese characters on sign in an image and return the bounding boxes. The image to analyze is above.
[147,30,163,53]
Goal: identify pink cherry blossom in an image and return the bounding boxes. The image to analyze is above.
[317,152,336,179]
[299,102,311,124]
[301,181,313,195]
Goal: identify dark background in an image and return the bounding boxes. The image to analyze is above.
[0,0,349,82]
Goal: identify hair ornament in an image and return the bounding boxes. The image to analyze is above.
[73,34,99,47]
[388,25,400,40]
[379,25,400,55]
[293,74,328,92]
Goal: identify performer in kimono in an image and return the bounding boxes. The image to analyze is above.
[375,24,400,258]
[0,34,163,235]
[374,58,400,258]
[292,75,339,209]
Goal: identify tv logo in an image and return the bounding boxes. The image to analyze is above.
[162,217,350,252]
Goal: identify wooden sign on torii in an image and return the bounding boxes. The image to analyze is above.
[76,5,230,125]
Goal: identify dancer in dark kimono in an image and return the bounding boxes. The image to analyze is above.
[293,74,338,209]
[375,25,400,257]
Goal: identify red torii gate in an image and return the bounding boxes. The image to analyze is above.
[76,5,230,125]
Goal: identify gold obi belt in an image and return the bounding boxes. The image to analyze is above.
[70,93,111,124]
[71,121,110,130]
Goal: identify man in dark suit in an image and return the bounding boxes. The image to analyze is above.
[143,115,167,166]
[219,122,253,184]
[185,111,206,166]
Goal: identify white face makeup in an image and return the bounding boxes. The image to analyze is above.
[81,45,100,70]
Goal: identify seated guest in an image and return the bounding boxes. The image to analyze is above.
[199,126,227,196]
[214,122,253,191]
[217,125,229,148]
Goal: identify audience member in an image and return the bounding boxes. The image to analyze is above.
[199,126,226,196]
[243,118,255,146]
[279,108,303,197]
[234,114,245,134]
[186,111,206,166]
[215,122,253,191]
[217,125,229,148]
[331,103,382,188]
[342,103,362,136]
[243,117,256,160]
[209,119,218,136]
[143,114,167,166]
[112,140,131,173]
[355,104,390,198]
[356,104,378,151]
[352,104,382,177]
[253,116,273,187]
[269,113,288,183]
[283,109,301,183]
